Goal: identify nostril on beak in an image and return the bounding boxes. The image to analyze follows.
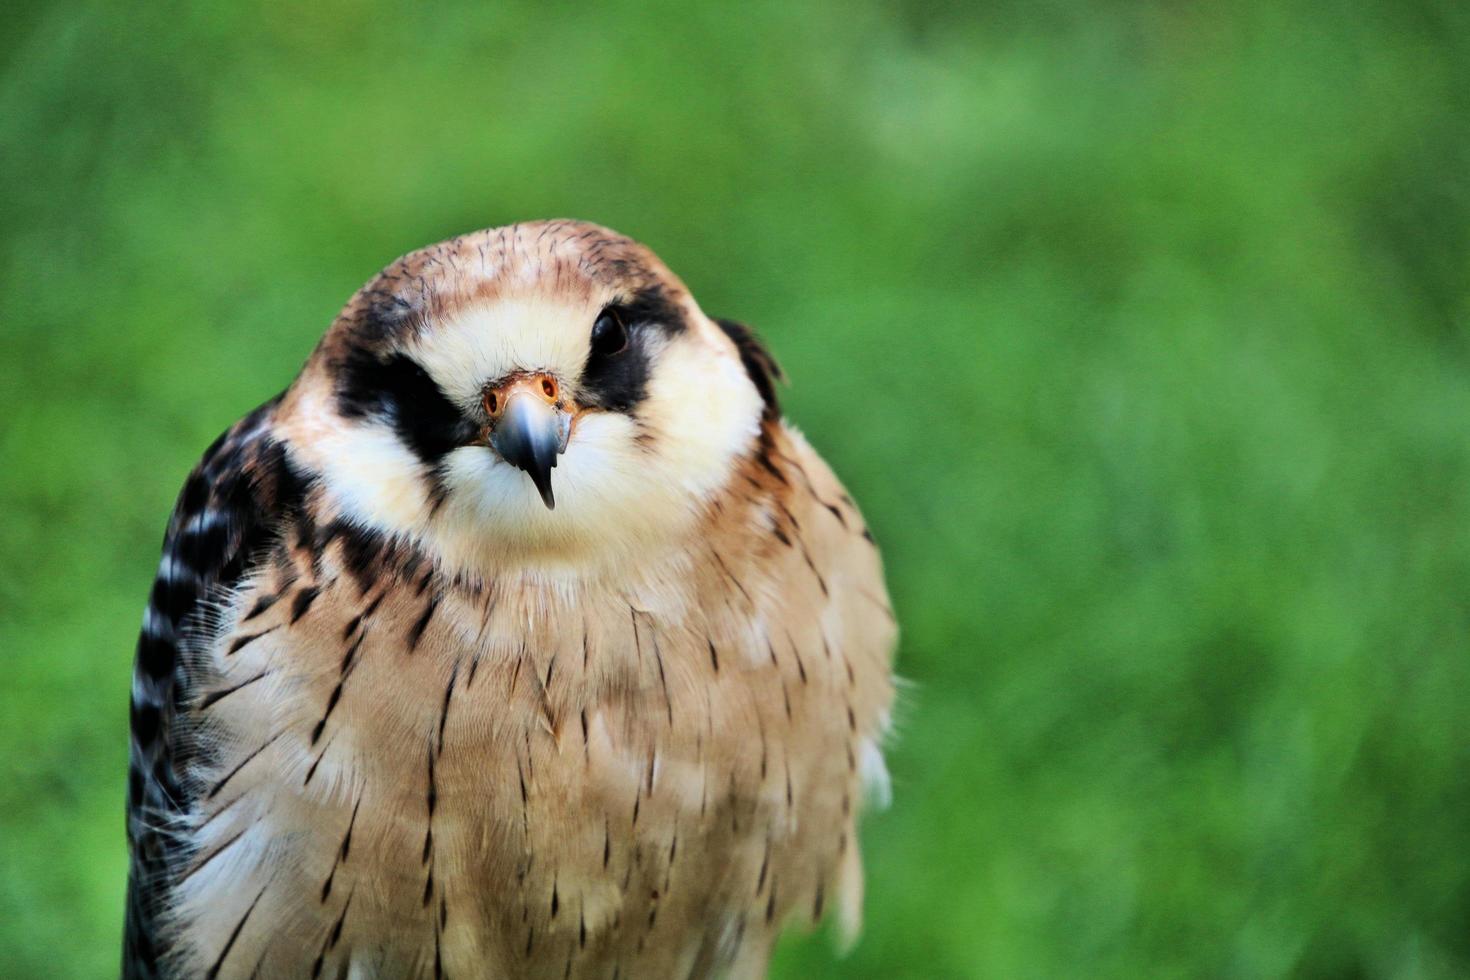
[484,374,559,418]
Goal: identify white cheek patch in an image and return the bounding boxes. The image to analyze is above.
[639,334,765,499]
[279,385,433,533]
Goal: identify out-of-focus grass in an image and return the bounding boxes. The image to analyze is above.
[2,1,1468,976]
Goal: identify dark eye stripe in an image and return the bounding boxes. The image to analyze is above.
[577,284,684,413]
[579,332,652,413]
[336,351,478,464]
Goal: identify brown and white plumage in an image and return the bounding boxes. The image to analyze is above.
[124,220,896,978]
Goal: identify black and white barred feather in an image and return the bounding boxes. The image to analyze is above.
[123,397,303,978]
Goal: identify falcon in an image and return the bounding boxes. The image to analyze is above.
[124,220,896,979]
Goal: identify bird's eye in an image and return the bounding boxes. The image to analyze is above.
[590,308,629,356]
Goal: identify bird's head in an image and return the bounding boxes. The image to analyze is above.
[278,220,773,577]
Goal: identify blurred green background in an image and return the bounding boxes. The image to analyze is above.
[3,0,1469,976]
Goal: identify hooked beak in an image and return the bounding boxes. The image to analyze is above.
[484,374,572,509]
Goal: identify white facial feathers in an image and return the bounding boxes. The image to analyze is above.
[288,287,767,581]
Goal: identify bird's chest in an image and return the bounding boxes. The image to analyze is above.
[171,569,851,978]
